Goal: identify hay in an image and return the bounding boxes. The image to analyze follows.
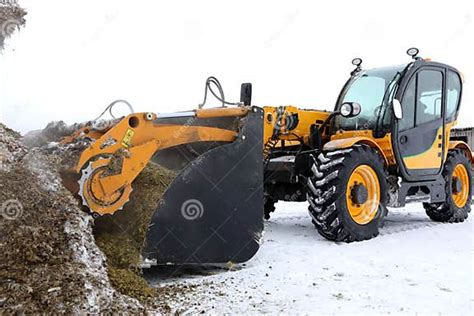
[93,163,177,301]
[107,268,157,302]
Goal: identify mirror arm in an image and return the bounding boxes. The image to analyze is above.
[350,67,361,76]
[374,105,389,138]
[319,111,340,134]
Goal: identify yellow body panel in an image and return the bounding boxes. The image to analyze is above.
[263,106,330,148]
[327,130,394,166]
[323,122,461,170]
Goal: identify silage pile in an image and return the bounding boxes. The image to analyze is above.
[22,121,179,304]
[0,123,147,313]
[0,1,27,49]
[0,120,194,313]
[93,163,177,301]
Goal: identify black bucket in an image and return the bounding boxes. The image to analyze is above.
[142,106,264,264]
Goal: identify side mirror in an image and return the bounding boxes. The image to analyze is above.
[240,83,252,106]
[392,99,403,119]
[340,102,362,118]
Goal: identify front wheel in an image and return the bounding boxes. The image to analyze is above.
[307,145,388,242]
[423,149,472,222]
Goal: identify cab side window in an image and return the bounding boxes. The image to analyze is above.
[416,70,443,125]
[446,70,461,121]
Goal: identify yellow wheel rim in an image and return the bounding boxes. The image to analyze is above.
[346,165,380,225]
[452,164,469,208]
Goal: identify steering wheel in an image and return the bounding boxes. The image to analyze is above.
[373,105,383,117]
[369,105,384,125]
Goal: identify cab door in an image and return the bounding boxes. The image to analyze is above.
[394,66,445,180]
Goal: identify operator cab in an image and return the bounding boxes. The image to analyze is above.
[332,48,463,183]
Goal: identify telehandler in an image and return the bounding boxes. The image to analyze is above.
[62,48,472,265]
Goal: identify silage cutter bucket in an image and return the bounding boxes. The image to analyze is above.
[145,106,264,264]
[68,105,264,265]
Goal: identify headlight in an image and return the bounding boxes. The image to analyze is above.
[352,102,361,116]
[406,47,419,59]
[351,58,362,67]
[340,103,353,117]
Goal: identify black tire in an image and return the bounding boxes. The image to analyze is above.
[307,145,388,242]
[423,149,472,222]
[264,196,276,220]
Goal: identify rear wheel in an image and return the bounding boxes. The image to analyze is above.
[307,145,388,242]
[423,149,472,222]
[264,196,276,220]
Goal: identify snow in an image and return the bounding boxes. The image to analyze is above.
[147,201,473,314]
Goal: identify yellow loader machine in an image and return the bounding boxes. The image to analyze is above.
[63,48,472,265]
[266,48,472,241]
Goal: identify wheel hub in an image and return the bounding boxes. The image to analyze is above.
[350,183,369,204]
[452,177,462,194]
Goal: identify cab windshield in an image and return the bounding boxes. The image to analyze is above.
[335,64,407,131]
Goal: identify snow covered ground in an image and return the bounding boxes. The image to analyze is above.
[147,202,473,315]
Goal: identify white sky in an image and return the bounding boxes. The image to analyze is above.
[0,0,473,134]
